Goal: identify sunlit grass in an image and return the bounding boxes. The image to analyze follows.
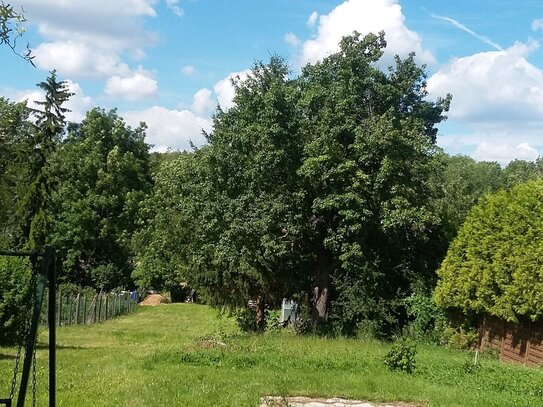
[1,304,542,406]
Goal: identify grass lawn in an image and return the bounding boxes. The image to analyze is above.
[1,303,543,406]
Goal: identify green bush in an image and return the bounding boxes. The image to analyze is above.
[384,338,417,374]
[0,256,33,346]
[266,309,282,332]
[404,291,447,344]
[442,326,479,349]
[435,180,543,322]
[235,306,260,332]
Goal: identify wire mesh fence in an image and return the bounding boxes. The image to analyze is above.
[41,290,138,327]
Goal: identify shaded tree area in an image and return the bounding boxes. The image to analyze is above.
[295,33,450,333]
[133,33,543,335]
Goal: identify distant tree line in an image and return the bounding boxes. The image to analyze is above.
[2,32,543,336]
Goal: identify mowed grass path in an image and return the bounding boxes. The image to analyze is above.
[2,304,543,406]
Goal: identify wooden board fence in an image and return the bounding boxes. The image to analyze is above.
[479,314,543,367]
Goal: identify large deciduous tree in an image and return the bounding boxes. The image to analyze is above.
[431,154,504,243]
[292,32,450,332]
[0,97,33,248]
[132,152,199,294]
[50,108,152,288]
[188,57,307,329]
[435,179,543,322]
[162,32,451,334]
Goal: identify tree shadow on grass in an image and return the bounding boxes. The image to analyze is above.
[35,344,88,351]
[0,353,17,360]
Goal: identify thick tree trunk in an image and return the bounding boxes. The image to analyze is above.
[256,295,266,332]
[312,249,333,324]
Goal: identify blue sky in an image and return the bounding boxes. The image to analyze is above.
[2,0,543,164]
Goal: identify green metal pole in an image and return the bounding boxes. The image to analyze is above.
[47,246,56,407]
[17,249,51,407]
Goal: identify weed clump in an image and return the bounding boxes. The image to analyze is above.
[384,338,417,374]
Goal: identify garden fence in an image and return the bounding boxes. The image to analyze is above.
[41,290,138,326]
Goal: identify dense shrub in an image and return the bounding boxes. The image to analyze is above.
[435,180,543,322]
[0,256,33,346]
[384,338,417,374]
[235,307,260,332]
[442,326,479,350]
[404,291,447,344]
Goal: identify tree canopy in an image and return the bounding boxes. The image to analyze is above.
[435,179,543,322]
[50,108,152,288]
[134,32,451,334]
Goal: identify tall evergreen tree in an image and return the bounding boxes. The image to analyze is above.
[17,71,73,248]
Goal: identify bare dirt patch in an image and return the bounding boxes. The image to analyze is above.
[139,293,171,306]
[260,397,424,407]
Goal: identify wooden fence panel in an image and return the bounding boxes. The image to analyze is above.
[480,315,543,367]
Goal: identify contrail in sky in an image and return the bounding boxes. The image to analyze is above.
[432,14,503,51]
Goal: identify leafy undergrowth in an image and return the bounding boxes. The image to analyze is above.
[1,304,543,406]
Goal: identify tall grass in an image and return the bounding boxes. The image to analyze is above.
[1,304,542,406]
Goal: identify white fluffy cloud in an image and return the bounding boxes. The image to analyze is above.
[10,0,160,98]
[472,142,539,164]
[12,0,157,51]
[429,41,543,163]
[191,88,215,116]
[121,106,212,151]
[428,41,543,130]
[33,41,131,78]
[105,69,158,101]
[213,70,250,111]
[300,0,434,66]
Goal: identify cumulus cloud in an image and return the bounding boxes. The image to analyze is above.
[213,70,251,111]
[11,0,157,49]
[472,142,539,164]
[428,41,543,129]
[307,11,318,28]
[191,88,215,116]
[300,0,435,66]
[33,41,131,78]
[105,69,158,100]
[285,32,301,46]
[429,40,543,163]
[121,106,212,151]
[10,0,159,82]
